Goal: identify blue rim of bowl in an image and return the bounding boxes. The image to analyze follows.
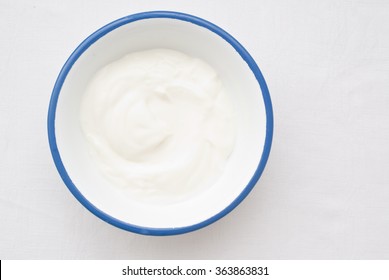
[47,11,273,236]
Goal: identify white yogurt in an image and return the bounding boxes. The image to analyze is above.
[80,49,236,202]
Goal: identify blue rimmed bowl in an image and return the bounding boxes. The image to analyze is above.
[48,11,273,235]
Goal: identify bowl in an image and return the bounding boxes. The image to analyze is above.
[47,11,273,235]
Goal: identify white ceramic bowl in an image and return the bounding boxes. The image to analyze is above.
[48,11,273,235]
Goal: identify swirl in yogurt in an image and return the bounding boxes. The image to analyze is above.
[80,49,236,202]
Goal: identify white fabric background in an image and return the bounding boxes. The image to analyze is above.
[1,0,389,259]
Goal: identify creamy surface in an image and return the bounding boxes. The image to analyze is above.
[80,49,236,202]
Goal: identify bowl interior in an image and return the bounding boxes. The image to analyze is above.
[54,16,267,229]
